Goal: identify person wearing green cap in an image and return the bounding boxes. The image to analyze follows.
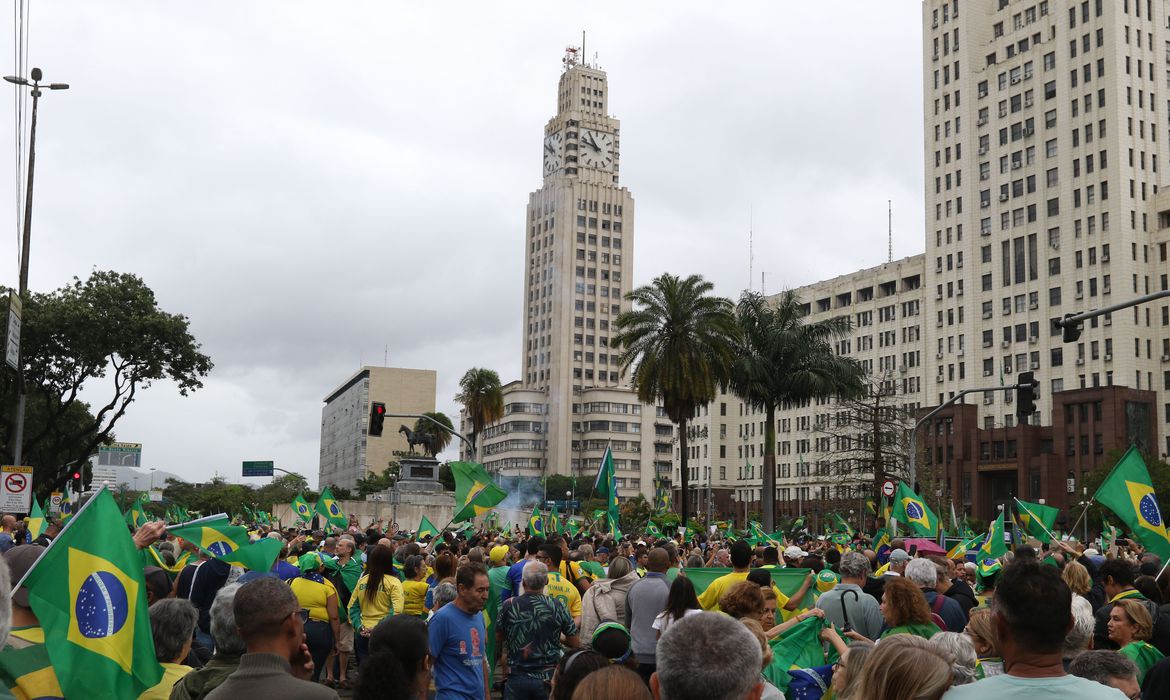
[814,569,840,598]
[288,551,341,684]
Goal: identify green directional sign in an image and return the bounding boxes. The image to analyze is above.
[242,460,274,477]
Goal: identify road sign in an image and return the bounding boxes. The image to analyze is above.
[242,460,275,477]
[49,492,61,514]
[544,500,580,510]
[97,442,142,467]
[881,480,896,498]
[0,465,33,513]
[4,292,21,370]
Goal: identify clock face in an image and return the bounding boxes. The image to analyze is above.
[543,132,563,175]
[578,128,615,171]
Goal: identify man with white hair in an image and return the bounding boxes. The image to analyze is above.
[651,612,762,700]
[171,583,246,700]
[497,561,579,700]
[905,558,966,632]
[1068,651,1141,698]
[816,552,882,640]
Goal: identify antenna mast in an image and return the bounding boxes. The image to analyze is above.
[749,206,754,291]
[888,199,893,263]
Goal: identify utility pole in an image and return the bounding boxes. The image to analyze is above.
[3,68,69,465]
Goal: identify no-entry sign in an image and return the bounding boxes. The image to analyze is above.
[0,465,33,513]
[882,480,896,498]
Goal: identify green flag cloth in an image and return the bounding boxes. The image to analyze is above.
[685,567,817,611]
[1093,446,1170,563]
[20,489,163,699]
[979,510,1008,561]
[124,493,149,529]
[1015,498,1059,543]
[549,504,561,535]
[946,534,982,559]
[892,482,939,537]
[528,508,545,537]
[168,515,251,559]
[290,494,313,523]
[828,512,854,537]
[654,479,671,512]
[451,461,507,522]
[597,446,621,536]
[417,516,440,540]
[60,484,75,522]
[763,617,826,691]
[27,497,46,541]
[217,537,282,572]
[315,487,349,530]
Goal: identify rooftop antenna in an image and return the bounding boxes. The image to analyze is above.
[582,30,586,67]
[888,199,893,263]
[762,270,766,295]
[384,344,389,367]
[748,205,754,292]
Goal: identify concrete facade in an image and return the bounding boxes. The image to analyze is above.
[318,366,436,490]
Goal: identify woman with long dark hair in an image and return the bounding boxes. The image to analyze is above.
[348,545,405,664]
[353,615,430,700]
[652,575,702,639]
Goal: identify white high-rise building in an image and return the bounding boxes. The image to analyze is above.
[462,50,672,501]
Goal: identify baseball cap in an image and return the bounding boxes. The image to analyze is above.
[4,545,45,608]
[596,546,609,554]
[815,570,839,593]
[490,545,509,564]
[888,549,911,563]
[1083,548,1099,556]
[783,545,807,560]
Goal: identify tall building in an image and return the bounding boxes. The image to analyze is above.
[319,366,436,490]
[463,50,672,501]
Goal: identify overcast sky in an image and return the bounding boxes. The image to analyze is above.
[3,2,925,488]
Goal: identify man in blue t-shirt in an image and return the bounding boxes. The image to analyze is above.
[430,562,491,700]
[505,537,544,600]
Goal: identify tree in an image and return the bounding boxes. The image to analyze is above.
[437,462,456,491]
[1,271,213,492]
[356,461,400,495]
[618,494,652,534]
[613,273,738,527]
[455,368,504,462]
[414,411,454,456]
[729,290,866,531]
[253,473,309,509]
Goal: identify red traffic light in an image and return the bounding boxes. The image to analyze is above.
[72,472,80,480]
[375,404,385,415]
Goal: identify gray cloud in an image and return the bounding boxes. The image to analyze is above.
[6,1,924,487]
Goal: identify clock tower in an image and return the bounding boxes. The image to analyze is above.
[520,49,638,476]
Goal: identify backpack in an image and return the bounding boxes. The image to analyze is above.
[929,594,949,632]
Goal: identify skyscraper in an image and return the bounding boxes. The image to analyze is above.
[464,50,671,501]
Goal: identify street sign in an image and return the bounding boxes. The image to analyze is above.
[4,292,21,370]
[242,460,274,477]
[881,480,896,498]
[544,500,580,509]
[97,442,142,467]
[49,491,61,514]
[0,465,33,513]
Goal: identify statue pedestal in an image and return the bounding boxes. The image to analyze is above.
[398,456,442,494]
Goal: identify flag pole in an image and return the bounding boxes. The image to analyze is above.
[1067,498,1094,541]
[1012,498,1059,543]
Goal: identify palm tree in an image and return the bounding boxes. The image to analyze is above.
[414,411,455,456]
[455,368,504,462]
[729,290,867,531]
[613,273,738,526]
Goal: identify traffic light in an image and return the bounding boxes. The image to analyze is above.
[1061,313,1083,343]
[1015,371,1039,424]
[369,401,386,437]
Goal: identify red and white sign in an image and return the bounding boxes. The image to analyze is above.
[0,465,33,513]
[881,480,896,498]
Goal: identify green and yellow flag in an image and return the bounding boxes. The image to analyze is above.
[417,515,440,540]
[18,488,163,699]
[528,508,545,537]
[290,494,313,523]
[763,617,826,691]
[654,479,671,512]
[216,538,283,572]
[1015,498,1059,543]
[167,515,251,559]
[595,446,621,537]
[549,504,561,535]
[979,510,1008,561]
[892,482,939,537]
[316,487,348,530]
[124,493,149,529]
[1094,446,1170,562]
[828,512,854,537]
[59,484,75,522]
[26,497,46,542]
[451,461,507,522]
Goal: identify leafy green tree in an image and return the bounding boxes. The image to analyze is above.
[456,368,504,461]
[619,494,652,534]
[1,271,212,493]
[253,473,309,511]
[414,411,454,456]
[729,290,866,531]
[437,462,456,491]
[356,461,400,495]
[613,273,738,527]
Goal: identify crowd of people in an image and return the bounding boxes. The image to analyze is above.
[0,511,1168,699]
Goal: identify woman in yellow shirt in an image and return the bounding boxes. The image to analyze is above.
[348,544,405,664]
[402,555,431,617]
[288,552,340,684]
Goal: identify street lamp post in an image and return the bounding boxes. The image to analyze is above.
[3,68,69,466]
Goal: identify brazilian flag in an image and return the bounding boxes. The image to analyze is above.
[549,504,561,535]
[19,488,162,699]
[417,515,440,540]
[979,510,1008,561]
[168,515,251,558]
[216,538,283,572]
[1094,446,1170,562]
[124,493,149,529]
[892,482,939,537]
[451,461,508,522]
[290,493,313,523]
[528,508,545,537]
[1015,498,1059,543]
[59,484,75,522]
[316,487,348,530]
[26,497,46,542]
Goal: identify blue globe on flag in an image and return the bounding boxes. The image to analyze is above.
[329,503,340,516]
[75,571,129,639]
[1139,494,1163,527]
[207,541,236,557]
[906,502,924,520]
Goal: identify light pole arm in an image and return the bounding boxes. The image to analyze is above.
[908,384,1019,485]
[1054,289,1170,329]
[383,412,474,452]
